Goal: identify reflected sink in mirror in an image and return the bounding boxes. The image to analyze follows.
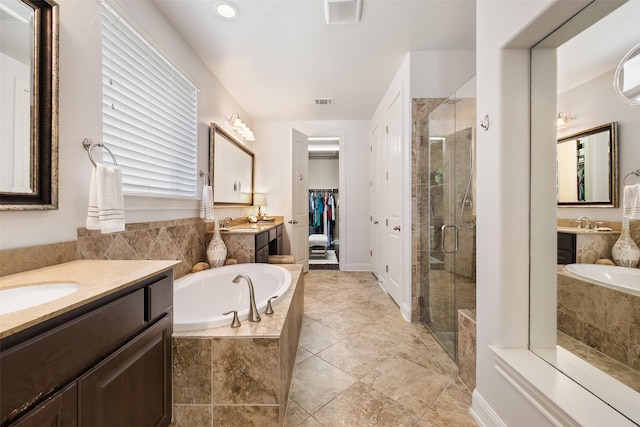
[0,283,81,315]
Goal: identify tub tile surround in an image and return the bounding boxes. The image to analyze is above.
[171,264,304,426]
[78,218,207,279]
[557,270,640,373]
[557,218,640,264]
[0,218,208,279]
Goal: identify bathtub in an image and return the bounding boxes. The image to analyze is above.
[173,263,292,331]
[563,263,640,296]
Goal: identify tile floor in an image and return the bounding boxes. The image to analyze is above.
[284,270,477,426]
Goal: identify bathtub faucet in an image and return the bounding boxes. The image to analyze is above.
[232,274,261,322]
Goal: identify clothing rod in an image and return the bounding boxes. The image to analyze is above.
[309,188,338,193]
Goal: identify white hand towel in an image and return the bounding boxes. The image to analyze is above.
[200,184,214,222]
[86,164,125,233]
[623,183,640,220]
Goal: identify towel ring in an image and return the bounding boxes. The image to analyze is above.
[82,138,118,167]
[623,169,640,185]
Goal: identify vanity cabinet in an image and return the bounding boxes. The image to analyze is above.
[255,224,283,263]
[0,271,173,427]
[557,232,577,264]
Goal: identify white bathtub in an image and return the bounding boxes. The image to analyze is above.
[564,263,640,296]
[173,263,292,331]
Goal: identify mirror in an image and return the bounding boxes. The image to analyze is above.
[614,42,640,105]
[209,123,254,206]
[0,0,58,210]
[557,122,618,207]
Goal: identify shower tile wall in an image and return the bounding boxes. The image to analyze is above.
[1,218,206,279]
[412,98,446,322]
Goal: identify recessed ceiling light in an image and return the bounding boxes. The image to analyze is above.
[213,1,238,20]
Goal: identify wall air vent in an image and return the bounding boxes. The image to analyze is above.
[315,98,335,105]
[324,0,362,25]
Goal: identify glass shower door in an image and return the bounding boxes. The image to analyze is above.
[423,77,476,361]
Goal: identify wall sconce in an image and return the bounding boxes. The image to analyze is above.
[253,192,267,218]
[556,112,572,128]
[228,113,254,141]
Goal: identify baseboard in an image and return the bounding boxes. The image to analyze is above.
[470,389,507,427]
[342,263,371,271]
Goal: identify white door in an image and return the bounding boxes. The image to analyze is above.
[385,93,403,305]
[370,125,381,279]
[291,128,309,271]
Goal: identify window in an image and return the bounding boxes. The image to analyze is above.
[101,3,197,197]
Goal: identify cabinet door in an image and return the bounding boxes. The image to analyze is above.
[78,315,172,427]
[256,245,269,263]
[11,383,77,427]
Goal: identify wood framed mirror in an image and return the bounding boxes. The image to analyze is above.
[0,0,58,210]
[557,122,618,207]
[209,123,254,206]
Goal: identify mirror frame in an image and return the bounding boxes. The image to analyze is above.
[556,122,618,207]
[0,0,58,210]
[209,123,254,206]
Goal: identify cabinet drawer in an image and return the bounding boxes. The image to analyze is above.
[268,227,277,242]
[1,290,145,425]
[146,277,173,322]
[79,314,172,427]
[256,231,269,250]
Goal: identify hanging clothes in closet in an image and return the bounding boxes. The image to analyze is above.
[309,189,338,244]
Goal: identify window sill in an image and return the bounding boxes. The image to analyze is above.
[490,346,637,426]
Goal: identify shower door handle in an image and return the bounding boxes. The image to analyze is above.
[441,224,459,254]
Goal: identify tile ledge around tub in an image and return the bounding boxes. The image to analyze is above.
[490,346,638,426]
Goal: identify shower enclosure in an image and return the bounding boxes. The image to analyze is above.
[419,77,476,361]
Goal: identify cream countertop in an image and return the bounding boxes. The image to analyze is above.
[557,226,620,235]
[212,217,284,235]
[0,260,179,339]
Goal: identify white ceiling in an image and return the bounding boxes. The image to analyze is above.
[152,0,476,121]
[152,0,639,122]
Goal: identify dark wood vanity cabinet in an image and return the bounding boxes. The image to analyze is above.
[557,232,577,264]
[255,224,283,263]
[0,271,174,427]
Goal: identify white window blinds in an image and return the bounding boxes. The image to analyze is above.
[101,4,197,197]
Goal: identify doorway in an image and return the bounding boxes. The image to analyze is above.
[308,137,340,270]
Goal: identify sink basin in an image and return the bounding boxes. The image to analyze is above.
[0,283,81,315]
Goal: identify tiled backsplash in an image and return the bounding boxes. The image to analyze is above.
[1,218,207,279]
[558,218,640,264]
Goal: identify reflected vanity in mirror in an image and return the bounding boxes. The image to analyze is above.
[0,0,58,210]
[209,123,254,206]
[557,122,617,207]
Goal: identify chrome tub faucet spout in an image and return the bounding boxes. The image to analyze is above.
[232,274,261,322]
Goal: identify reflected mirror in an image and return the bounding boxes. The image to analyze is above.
[209,123,254,206]
[0,0,58,210]
[557,122,617,207]
[531,1,640,424]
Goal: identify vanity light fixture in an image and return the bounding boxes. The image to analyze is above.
[213,1,239,20]
[556,112,572,128]
[228,113,254,141]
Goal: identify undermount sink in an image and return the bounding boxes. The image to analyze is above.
[0,283,81,315]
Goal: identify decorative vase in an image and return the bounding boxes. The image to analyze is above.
[611,217,640,268]
[206,219,227,268]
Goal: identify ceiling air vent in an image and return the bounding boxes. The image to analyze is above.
[315,98,335,105]
[324,0,362,25]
